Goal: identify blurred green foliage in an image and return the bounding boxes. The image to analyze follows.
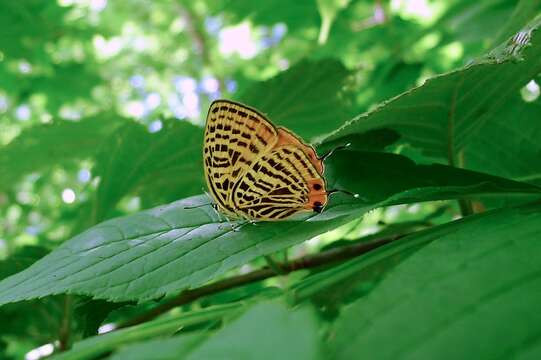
[0,0,540,359]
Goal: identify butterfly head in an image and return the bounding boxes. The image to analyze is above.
[305,178,328,213]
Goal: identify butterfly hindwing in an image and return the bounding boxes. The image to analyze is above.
[232,145,324,220]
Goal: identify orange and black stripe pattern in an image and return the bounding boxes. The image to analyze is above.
[203,100,328,221]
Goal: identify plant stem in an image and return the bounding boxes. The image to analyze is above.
[58,295,72,351]
[117,234,403,329]
[447,75,473,217]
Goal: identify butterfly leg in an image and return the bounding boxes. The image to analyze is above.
[213,211,244,232]
[227,219,257,232]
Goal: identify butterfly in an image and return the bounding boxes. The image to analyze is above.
[203,99,350,221]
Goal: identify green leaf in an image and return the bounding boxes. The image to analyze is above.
[0,115,122,192]
[74,298,128,338]
[109,334,206,360]
[0,194,363,304]
[110,302,319,360]
[219,0,319,32]
[360,61,424,109]
[329,200,541,359]
[289,223,433,317]
[91,120,204,222]
[0,151,539,305]
[29,63,102,113]
[185,302,319,360]
[324,18,541,160]
[326,150,541,205]
[0,2,69,59]
[438,1,518,46]
[0,248,122,351]
[53,303,242,360]
[0,247,64,353]
[239,58,354,141]
[463,95,541,187]
[0,246,49,279]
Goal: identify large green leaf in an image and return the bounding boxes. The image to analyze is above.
[0,115,122,191]
[0,194,362,304]
[239,58,354,141]
[329,200,541,359]
[0,150,538,305]
[61,302,318,360]
[184,301,319,360]
[323,18,541,161]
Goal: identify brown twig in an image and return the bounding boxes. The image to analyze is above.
[117,234,404,329]
[58,295,72,351]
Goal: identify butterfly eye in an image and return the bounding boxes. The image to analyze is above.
[313,201,323,213]
[313,183,322,191]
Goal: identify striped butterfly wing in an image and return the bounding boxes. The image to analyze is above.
[232,145,325,221]
[203,100,278,216]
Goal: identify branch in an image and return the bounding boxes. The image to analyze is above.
[58,295,72,351]
[117,234,405,329]
[447,74,473,217]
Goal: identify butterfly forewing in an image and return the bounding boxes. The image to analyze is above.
[204,100,278,216]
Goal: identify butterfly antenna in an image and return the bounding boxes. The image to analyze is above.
[320,143,352,162]
[327,188,360,198]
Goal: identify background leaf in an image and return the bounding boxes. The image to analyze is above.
[91,120,204,223]
[0,115,121,191]
[239,58,354,141]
